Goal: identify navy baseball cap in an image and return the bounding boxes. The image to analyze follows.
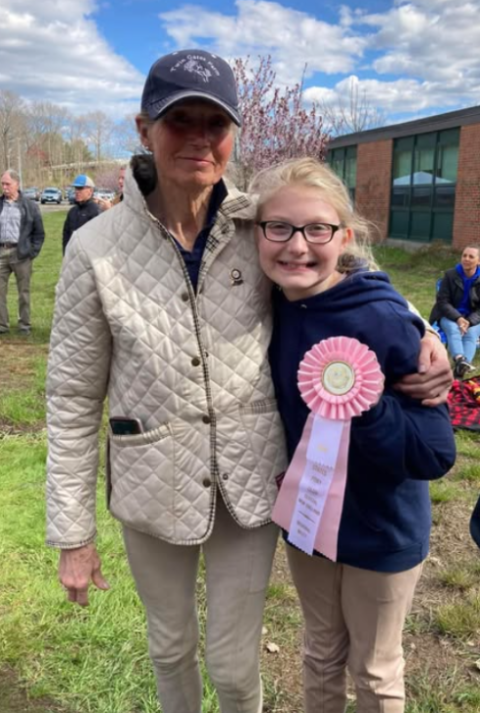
[141,49,242,127]
[72,174,94,188]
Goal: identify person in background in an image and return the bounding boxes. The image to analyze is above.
[95,166,126,210]
[253,157,456,713]
[62,174,100,255]
[46,49,452,713]
[430,245,480,379]
[114,165,126,203]
[0,169,45,334]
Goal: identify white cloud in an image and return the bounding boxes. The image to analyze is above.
[159,0,367,86]
[0,0,144,115]
[160,0,480,122]
[3,0,480,128]
[357,0,480,86]
[304,75,464,118]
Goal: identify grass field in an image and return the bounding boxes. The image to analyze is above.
[1,213,480,712]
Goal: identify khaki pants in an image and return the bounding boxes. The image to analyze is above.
[123,496,279,713]
[287,546,423,713]
[0,246,32,332]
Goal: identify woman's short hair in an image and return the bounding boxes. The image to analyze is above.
[463,244,480,254]
[250,157,378,272]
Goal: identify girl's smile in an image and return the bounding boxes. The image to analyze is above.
[256,185,352,301]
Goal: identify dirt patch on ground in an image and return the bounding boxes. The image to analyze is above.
[0,342,47,393]
[0,417,45,436]
[0,669,71,713]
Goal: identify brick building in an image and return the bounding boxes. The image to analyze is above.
[327,105,480,250]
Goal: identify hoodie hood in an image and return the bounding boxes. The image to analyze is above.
[278,268,409,314]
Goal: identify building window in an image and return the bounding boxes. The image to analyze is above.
[328,146,357,201]
[390,129,459,243]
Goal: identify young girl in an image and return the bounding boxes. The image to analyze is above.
[251,158,456,713]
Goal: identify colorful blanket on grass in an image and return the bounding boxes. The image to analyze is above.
[447,376,480,431]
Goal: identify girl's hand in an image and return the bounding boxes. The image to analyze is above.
[393,333,452,406]
[457,317,469,334]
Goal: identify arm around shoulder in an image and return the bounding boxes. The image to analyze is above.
[350,301,455,481]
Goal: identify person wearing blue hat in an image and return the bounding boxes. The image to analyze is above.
[62,174,100,254]
[46,49,453,713]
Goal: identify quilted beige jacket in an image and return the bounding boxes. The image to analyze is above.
[46,157,287,549]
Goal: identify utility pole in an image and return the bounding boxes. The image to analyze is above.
[17,138,23,187]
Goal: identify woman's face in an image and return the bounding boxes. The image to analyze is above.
[138,100,234,190]
[255,185,352,301]
[461,247,480,276]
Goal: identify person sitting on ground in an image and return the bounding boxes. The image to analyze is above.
[430,245,480,379]
[62,175,100,255]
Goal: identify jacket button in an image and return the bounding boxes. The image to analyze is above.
[191,357,201,366]
[202,415,211,424]
[222,473,229,481]
[203,478,212,488]
[181,293,189,302]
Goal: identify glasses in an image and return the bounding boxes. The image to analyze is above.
[256,220,343,244]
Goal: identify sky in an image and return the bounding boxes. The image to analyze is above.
[2,0,480,128]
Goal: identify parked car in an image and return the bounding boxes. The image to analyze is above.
[94,188,116,203]
[41,187,62,204]
[66,188,76,204]
[23,187,40,201]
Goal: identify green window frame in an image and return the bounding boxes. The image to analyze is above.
[389,129,459,243]
[328,146,357,201]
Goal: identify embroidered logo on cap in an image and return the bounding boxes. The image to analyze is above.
[171,53,221,84]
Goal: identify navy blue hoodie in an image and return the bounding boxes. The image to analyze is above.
[270,270,456,573]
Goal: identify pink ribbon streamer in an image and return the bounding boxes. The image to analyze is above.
[272,337,384,560]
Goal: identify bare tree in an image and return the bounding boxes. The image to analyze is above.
[112,113,143,156]
[1,91,127,188]
[84,111,114,161]
[64,115,91,166]
[27,101,70,165]
[318,78,385,136]
[95,165,123,191]
[231,55,328,189]
[0,90,26,175]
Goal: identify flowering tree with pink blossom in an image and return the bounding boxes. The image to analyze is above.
[231,55,329,189]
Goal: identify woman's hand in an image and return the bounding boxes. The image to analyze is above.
[59,543,109,606]
[457,317,469,335]
[393,333,453,406]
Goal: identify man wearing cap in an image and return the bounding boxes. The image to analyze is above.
[0,169,45,334]
[62,174,100,255]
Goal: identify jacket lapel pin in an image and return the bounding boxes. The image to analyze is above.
[230,268,243,286]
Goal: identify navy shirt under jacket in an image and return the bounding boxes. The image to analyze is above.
[173,180,227,292]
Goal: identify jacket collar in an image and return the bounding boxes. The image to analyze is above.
[124,154,255,222]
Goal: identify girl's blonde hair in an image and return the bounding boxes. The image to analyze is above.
[249,157,378,272]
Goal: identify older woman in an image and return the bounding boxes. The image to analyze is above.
[46,50,451,713]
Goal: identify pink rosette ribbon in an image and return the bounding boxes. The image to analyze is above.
[272,336,384,560]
